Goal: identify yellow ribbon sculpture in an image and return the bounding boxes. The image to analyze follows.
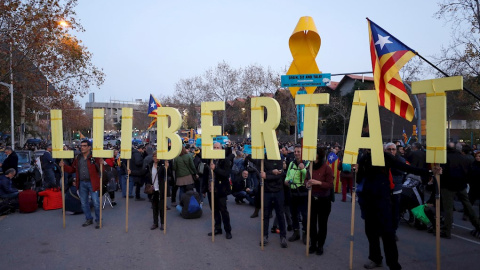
[287,16,321,98]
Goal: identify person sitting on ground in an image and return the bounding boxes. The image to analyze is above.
[232,170,254,205]
[0,168,19,199]
[176,185,202,219]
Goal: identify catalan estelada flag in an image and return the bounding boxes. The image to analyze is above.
[368,18,416,121]
[147,94,162,118]
[327,152,342,193]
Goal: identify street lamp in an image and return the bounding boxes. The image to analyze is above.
[0,82,14,150]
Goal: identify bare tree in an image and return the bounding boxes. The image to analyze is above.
[241,64,280,96]
[203,61,241,132]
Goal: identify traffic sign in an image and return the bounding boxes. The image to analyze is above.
[281,73,331,88]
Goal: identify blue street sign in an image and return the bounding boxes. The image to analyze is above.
[281,73,331,88]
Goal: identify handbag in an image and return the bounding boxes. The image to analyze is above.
[144,169,158,194]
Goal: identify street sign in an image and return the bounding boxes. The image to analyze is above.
[281,73,331,88]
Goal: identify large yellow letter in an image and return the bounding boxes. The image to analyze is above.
[295,93,330,161]
[411,76,463,164]
[92,109,113,158]
[201,101,225,159]
[120,108,133,159]
[157,107,182,160]
[50,110,73,159]
[344,90,384,166]
[251,97,281,160]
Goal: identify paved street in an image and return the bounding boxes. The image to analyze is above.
[1,191,479,270]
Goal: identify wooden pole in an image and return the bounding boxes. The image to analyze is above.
[164,161,168,235]
[349,170,358,270]
[126,162,130,232]
[260,160,265,250]
[99,162,103,229]
[61,160,65,229]
[306,164,312,256]
[211,160,215,243]
[434,167,441,270]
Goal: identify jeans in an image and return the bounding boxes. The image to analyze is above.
[79,181,100,223]
[264,191,286,238]
[43,169,56,188]
[291,195,307,231]
[0,192,18,199]
[232,191,254,205]
[120,174,133,197]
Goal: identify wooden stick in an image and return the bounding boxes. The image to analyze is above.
[61,160,65,229]
[126,161,130,232]
[434,165,441,270]
[261,160,264,250]
[211,160,215,243]
[306,164,312,257]
[164,161,168,235]
[349,170,358,270]
[99,162,103,229]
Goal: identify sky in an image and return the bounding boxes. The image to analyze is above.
[73,0,453,107]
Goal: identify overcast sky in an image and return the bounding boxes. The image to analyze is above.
[73,0,453,107]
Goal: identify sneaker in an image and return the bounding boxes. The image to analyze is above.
[259,236,269,246]
[82,219,93,227]
[364,261,382,269]
[280,237,288,248]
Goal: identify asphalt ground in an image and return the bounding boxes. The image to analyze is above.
[1,191,479,270]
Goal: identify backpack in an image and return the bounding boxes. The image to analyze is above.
[187,195,201,214]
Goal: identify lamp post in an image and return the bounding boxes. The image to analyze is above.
[0,82,14,150]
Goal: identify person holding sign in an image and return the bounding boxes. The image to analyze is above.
[260,158,288,248]
[306,148,333,255]
[356,150,440,270]
[147,154,168,230]
[284,144,309,244]
[60,140,102,229]
[205,142,232,240]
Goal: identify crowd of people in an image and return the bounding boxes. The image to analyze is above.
[1,138,480,270]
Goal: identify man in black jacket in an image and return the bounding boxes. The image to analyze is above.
[441,143,480,238]
[1,146,18,176]
[260,158,287,248]
[130,146,145,201]
[205,142,232,239]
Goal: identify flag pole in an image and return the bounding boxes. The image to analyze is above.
[61,159,66,228]
[99,162,103,229]
[349,167,358,270]
[433,168,441,270]
[210,160,215,243]
[415,53,480,101]
[260,160,265,250]
[126,162,130,232]
[306,164,312,257]
[164,161,168,234]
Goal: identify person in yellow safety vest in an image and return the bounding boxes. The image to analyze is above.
[284,144,310,244]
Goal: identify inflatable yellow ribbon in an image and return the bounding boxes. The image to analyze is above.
[287,16,321,98]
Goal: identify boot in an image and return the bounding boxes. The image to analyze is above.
[288,229,300,242]
[250,208,260,218]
